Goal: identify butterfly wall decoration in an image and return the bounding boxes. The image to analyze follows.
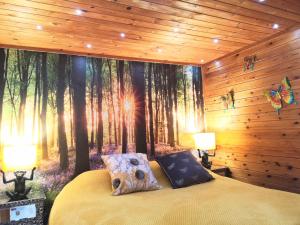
[243,55,257,71]
[220,89,235,110]
[264,77,297,114]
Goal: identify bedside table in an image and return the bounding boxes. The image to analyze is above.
[0,189,45,225]
[211,165,232,178]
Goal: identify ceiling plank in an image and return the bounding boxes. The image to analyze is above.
[117,0,289,28]
[0,0,296,64]
[218,0,300,23]
[0,10,243,52]
[0,2,256,45]
[0,30,222,64]
[102,0,277,33]
[151,0,295,27]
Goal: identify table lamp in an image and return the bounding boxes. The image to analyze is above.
[0,144,37,201]
[193,132,216,169]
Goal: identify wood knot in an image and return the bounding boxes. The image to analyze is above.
[282,133,286,136]
[294,121,299,125]
[287,165,293,170]
[267,175,272,178]
[126,6,132,10]
[293,177,298,181]
[275,162,280,166]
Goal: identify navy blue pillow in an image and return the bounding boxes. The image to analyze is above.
[156,151,214,188]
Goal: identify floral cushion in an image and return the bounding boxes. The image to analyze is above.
[101,153,161,195]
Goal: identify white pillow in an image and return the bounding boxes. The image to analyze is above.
[101,153,161,195]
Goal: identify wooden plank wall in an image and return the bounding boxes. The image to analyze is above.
[203,26,300,193]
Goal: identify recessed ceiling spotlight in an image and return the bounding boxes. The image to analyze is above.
[173,27,179,32]
[258,0,265,2]
[75,9,83,16]
[200,59,205,63]
[120,32,126,38]
[36,25,43,30]
[213,38,219,44]
[215,61,220,66]
[272,23,279,29]
[157,48,162,53]
[86,43,92,49]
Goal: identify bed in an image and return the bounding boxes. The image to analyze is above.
[49,162,300,225]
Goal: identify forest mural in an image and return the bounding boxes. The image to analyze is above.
[0,48,204,202]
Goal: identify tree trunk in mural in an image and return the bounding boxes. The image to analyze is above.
[116,61,121,147]
[147,63,155,156]
[182,66,187,128]
[95,59,103,153]
[166,65,175,147]
[72,56,90,176]
[154,64,160,144]
[107,60,118,146]
[192,70,196,126]
[198,67,205,131]
[67,57,74,149]
[193,67,205,131]
[17,50,32,135]
[173,66,179,145]
[131,62,147,154]
[37,55,42,149]
[41,53,48,160]
[158,65,164,143]
[32,53,41,141]
[57,54,69,170]
[6,54,18,127]
[0,48,8,148]
[90,60,96,149]
[118,60,127,153]
[162,65,170,144]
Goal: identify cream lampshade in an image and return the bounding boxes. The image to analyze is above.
[193,132,216,151]
[3,143,37,172]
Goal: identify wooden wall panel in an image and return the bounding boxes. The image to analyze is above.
[203,26,300,194]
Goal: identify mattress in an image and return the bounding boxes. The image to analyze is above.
[49,161,300,225]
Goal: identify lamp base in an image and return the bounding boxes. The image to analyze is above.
[197,149,213,169]
[6,188,31,202]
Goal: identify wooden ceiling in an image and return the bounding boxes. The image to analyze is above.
[0,0,299,65]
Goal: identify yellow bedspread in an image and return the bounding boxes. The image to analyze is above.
[49,162,300,225]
